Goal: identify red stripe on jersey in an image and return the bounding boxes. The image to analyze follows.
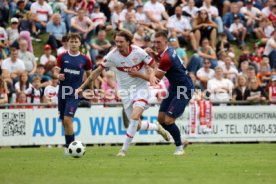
[116,62,144,72]
[158,51,172,72]
[126,133,133,138]
[148,59,154,66]
[36,10,49,15]
[121,46,133,57]
[81,53,93,70]
[132,99,148,105]
[56,52,67,68]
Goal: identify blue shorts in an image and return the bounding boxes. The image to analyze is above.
[159,91,192,119]
[58,97,80,120]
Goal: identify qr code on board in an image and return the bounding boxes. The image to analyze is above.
[2,112,26,136]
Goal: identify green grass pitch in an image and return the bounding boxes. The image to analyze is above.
[0,144,276,184]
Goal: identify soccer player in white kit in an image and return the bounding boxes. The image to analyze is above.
[76,30,170,157]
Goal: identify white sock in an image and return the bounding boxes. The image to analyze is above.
[139,121,158,131]
[122,119,139,152]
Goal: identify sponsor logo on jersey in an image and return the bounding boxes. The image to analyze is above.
[133,57,138,64]
[64,68,80,75]
[64,60,69,63]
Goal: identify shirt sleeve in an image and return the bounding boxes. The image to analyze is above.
[158,57,173,72]
[139,48,154,65]
[56,53,63,69]
[85,56,92,70]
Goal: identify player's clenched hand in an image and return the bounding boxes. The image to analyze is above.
[128,68,140,78]
[58,74,65,81]
[149,75,160,86]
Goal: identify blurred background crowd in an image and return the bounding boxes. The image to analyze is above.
[1,0,276,108]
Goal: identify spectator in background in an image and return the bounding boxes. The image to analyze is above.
[245,77,267,103]
[0,26,8,60]
[222,56,238,83]
[0,77,8,104]
[229,14,247,47]
[40,44,56,75]
[133,25,147,47]
[254,17,274,46]
[182,0,198,20]
[262,0,274,17]
[14,92,29,108]
[14,72,32,94]
[257,63,271,90]
[25,76,43,105]
[223,3,244,42]
[101,70,119,106]
[30,64,51,85]
[168,37,188,66]
[216,32,230,54]
[62,0,78,31]
[1,47,25,80]
[268,4,276,27]
[269,75,276,104]
[110,3,121,31]
[207,66,234,102]
[168,6,197,51]
[247,65,257,82]
[0,0,9,28]
[14,0,27,20]
[193,7,217,48]
[6,18,20,46]
[196,59,215,90]
[31,0,53,32]
[119,12,137,34]
[187,38,217,73]
[232,75,250,102]
[90,4,107,33]
[264,30,276,69]
[57,35,69,55]
[202,0,224,35]
[71,8,95,45]
[46,13,67,50]
[240,0,262,33]
[19,11,37,39]
[144,0,169,30]
[18,38,36,75]
[90,30,111,60]
[43,76,59,104]
[239,60,249,76]
[119,1,136,22]
[17,31,34,53]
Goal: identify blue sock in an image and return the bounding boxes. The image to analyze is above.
[163,124,182,146]
[65,134,75,148]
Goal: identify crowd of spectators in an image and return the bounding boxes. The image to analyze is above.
[1,0,276,108]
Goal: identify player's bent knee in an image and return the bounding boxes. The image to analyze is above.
[164,115,176,125]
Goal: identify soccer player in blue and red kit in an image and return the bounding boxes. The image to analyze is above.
[129,31,194,155]
[55,33,92,155]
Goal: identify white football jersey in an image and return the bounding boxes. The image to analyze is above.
[100,45,153,106]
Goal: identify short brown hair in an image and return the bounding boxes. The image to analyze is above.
[114,30,133,44]
[32,76,41,83]
[67,33,81,42]
[154,30,168,39]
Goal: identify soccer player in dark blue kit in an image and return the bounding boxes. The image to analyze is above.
[129,31,194,155]
[55,33,92,155]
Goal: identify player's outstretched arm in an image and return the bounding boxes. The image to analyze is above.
[75,67,104,94]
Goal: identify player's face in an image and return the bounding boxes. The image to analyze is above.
[115,36,129,53]
[68,38,81,53]
[154,36,168,54]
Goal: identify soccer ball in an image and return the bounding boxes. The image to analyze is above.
[68,140,86,158]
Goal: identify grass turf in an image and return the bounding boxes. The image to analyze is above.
[0,144,276,184]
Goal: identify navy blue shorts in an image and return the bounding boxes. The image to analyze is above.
[159,91,191,119]
[58,97,80,120]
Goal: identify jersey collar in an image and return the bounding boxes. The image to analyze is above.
[68,51,80,57]
[159,47,169,57]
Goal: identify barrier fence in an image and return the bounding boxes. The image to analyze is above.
[1,104,276,146]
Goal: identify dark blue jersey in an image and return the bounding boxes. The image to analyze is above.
[158,47,194,91]
[56,52,92,98]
